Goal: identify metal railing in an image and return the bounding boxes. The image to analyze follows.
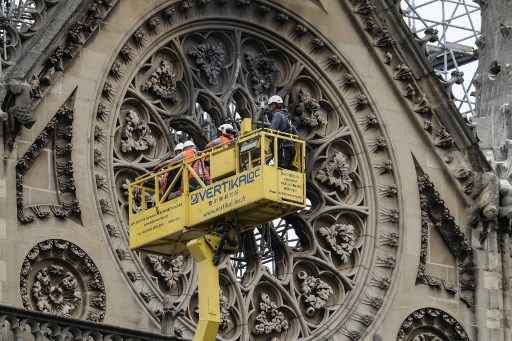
[128,128,305,216]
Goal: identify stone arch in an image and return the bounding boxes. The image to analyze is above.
[89,1,403,339]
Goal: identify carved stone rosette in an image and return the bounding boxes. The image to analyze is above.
[19,239,106,323]
[397,308,470,341]
[91,1,402,340]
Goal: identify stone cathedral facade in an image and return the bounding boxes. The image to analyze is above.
[0,0,508,340]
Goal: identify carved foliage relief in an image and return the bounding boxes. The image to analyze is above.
[397,308,469,341]
[0,0,65,69]
[20,240,106,322]
[16,93,81,224]
[92,2,401,340]
[415,161,475,308]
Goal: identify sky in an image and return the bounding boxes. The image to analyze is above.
[400,0,481,117]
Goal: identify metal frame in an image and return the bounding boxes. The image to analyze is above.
[400,0,480,117]
[0,0,38,73]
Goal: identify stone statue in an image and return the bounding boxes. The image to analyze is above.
[499,179,512,221]
[497,162,512,234]
[3,79,36,129]
[468,171,499,244]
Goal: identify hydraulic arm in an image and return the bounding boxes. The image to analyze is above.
[187,235,221,341]
[128,118,306,341]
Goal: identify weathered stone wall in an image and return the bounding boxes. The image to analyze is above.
[0,1,485,340]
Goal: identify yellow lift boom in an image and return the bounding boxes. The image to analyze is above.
[128,119,306,341]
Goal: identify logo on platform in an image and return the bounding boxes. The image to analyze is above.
[190,168,261,205]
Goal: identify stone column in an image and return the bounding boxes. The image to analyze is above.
[475,1,512,161]
[475,4,512,338]
[467,172,504,341]
[0,76,8,312]
[500,232,512,341]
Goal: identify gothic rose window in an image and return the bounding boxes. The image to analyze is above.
[92,3,400,340]
[104,28,369,341]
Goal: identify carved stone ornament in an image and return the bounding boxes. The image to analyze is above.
[468,171,499,244]
[141,60,178,102]
[397,308,470,341]
[415,160,475,307]
[91,2,401,340]
[244,52,278,96]
[318,223,356,265]
[316,152,352,194]
[0,79,38,150]
[0,0,118,151]
[0,0,67,70]
[297,271,334,316]
[120,110,156,153]
[16,93,81,224]
[253,293,290,336]
[433,127,454,149]
[20,240,106,322]
[146,255,187,291]
[188,42,226,86]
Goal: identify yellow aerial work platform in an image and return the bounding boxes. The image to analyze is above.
[128,121,305,341]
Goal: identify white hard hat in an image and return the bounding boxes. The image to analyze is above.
[218,123,234,135]
[268,95,284,105]
[174,143,184,152]
[183,140,196,149]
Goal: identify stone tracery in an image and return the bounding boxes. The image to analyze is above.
[141,60,178,102]
[91,1,401,339]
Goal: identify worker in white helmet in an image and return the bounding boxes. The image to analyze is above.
[267,95,297,169]
[174,142,184,153]
[156,142,185,197]
[161,140,206,194]
[153,142,184,170]
[173,140,213,190]
[207,123,237,148]
[170,140,197,163]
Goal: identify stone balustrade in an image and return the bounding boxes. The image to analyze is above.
[0,304,184,341]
